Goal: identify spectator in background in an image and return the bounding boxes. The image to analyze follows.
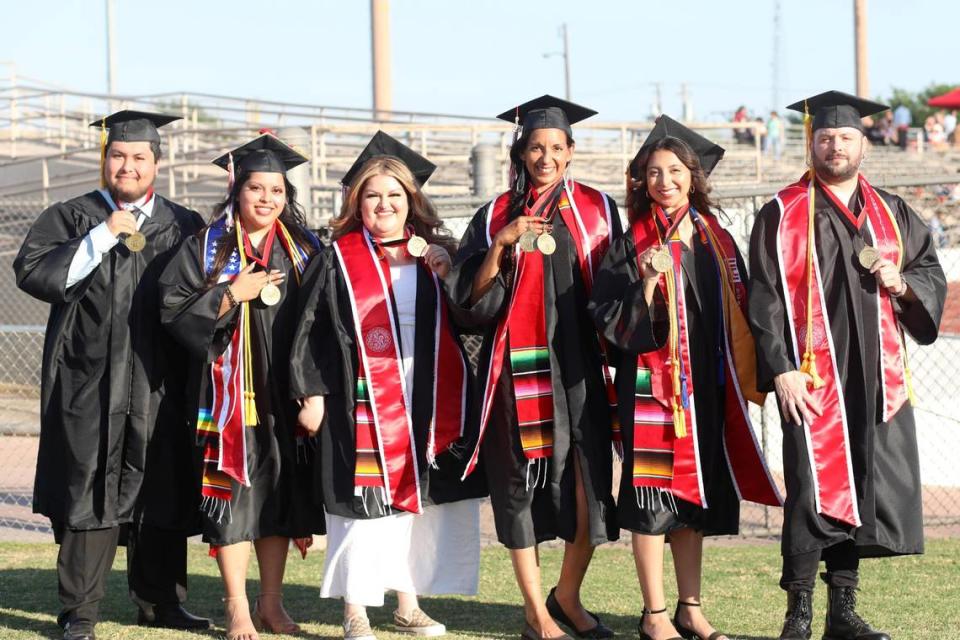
[924,115,947,149]
[766,111,784,160]
[929,211,948,248]
[893,103,912,150]
[733,106,752,144]
[943,110,957,141]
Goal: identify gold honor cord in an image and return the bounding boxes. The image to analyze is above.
[799,103,826,390]
[656,217,688,439]
[234,218,259,427]
[277,221,305,286]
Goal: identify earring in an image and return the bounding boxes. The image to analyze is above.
[689,185,696,195]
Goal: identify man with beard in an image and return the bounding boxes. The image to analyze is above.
[748,91,945,640]
[14,111,210,640]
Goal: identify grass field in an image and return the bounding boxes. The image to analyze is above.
[0,539,957,639]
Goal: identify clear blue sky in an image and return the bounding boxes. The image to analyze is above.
[2,0,956,121]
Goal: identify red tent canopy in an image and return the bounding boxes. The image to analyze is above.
[928,87,960,109]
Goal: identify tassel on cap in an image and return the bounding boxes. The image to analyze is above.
[99,118,108,188]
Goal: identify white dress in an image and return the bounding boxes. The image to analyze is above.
[321,261,481,607]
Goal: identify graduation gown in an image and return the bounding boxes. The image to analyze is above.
[288,246,486,520]
[749,182,946,558]
[159,229,325,545]
[445,190,622,549]
[13,191,204,531]
[589,226,743,536]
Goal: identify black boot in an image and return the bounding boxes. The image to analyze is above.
[779,590,813,640]
[822,584,890,640]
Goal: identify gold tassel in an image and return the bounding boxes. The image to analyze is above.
[803,100,814,174]
[244,390,259,427]
[99,118,108,188]
[672,402,687,439]
[799,351,826,389]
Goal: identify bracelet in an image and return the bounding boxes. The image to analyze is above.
[890,275,908,298]
[224,285,239,308]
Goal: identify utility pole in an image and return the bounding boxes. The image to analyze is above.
[371,0,392,120]
[106,0,117,97]
[543,23,571,101]
[854,0,869,97]
[652,82,663,119]
[772,0,782,111]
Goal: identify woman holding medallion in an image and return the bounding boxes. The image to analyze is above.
[290,131,486,640]
[446,96,620,640]
[588,117,781,640]
[159,134,324,640]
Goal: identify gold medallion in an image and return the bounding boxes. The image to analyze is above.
[651,248,673,273]
[536,232,556,255]
[858,246,880,269]
[406,235,428,258]
[518,230,538,253]
[123,232,146,253]
[259,282,282,306]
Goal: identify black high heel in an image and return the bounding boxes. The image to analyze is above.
[637,607,682,640]
[672,601,725,640]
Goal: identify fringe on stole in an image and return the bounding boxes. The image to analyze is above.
[524,457,549,492]
[634,486,679,514]
[354,486,390,518]
[200,495,233,525]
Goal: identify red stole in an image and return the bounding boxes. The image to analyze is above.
[333,228,467,514]
[630,210,781,508]
[462,179,617,478]
[775,174,909,526]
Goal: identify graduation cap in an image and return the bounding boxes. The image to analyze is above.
[496,94,597,138]
[212,134,309,174]
[630,115,726,179]
[786,90,889,133]
[341,130,437,187]
[89,110,181,145]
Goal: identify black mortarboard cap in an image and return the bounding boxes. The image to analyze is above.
[786,90,889,133]
[341,130,437,187]
[630,115,726,178]
[89,110,180,144]
[212,134,308,173]
[496,95,597,137]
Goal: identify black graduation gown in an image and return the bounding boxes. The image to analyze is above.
[13,191,204,532]
[589,225,743,537]
[749,183,946,558]
[159,230,325,545]
[288,246,486,520]
[445,192,622,549]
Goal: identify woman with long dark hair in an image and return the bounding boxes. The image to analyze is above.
[159,134,323,640]
[446,96,620,640]
[588,116,781,640]
[290,131,486,640]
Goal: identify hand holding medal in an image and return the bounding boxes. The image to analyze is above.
[228,262,285,306]
[410,237,453,278]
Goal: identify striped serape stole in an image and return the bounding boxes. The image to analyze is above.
[510,346,554,459]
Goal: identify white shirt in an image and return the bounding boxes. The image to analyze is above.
[65,189,156,288]
[388,262,418,404]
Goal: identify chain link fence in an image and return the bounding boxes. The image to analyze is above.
[1,178,957,541]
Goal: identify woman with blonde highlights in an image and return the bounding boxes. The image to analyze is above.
[290,132,485,640]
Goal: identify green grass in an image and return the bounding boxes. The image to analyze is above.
[0,539,957,639]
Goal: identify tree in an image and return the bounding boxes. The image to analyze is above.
[886,83,960,125]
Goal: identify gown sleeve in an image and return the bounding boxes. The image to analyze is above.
[14,201,100,304]
[883,192,947,345]
[289,247,344,398]
[748,199,797,392]
[443,204,510,330]
[588,227,668,354]
[158,234,240,362]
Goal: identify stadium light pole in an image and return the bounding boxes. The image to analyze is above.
[543,23,571,101]
[106,0,117,97]
[854,0,869,97]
